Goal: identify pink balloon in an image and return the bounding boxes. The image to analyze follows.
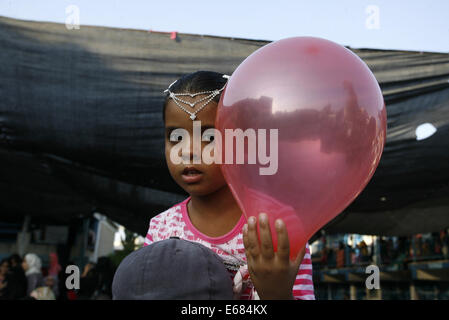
[216,37,387,260]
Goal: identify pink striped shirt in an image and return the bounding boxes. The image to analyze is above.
[143,196,315,300]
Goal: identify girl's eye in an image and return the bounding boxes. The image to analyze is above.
[203,133,215,142]
[169,132,184,142]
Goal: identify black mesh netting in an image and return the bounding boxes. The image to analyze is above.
[1,16,448,237]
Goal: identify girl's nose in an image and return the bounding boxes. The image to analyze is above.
[181,138,202,163]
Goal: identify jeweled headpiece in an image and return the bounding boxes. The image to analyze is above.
[164,74,230,120]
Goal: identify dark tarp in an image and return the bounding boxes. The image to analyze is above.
[1,16,449,237]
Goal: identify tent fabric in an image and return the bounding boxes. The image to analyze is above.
[0,16,448,237]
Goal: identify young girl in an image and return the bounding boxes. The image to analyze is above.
[143,71,315,300]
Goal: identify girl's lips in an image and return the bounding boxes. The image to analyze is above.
[181,172,203,184]
[181,167,203,184]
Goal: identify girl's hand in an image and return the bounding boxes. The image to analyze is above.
[242,213,306,300]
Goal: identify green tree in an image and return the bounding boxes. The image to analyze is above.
[109,229,139,268]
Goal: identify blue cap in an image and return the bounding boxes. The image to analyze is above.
[112,238,234,300]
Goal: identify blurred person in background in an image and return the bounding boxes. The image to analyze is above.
[77,261,97,299]
[345,243,353,267]
[0,258,9,280]
[386,238,394,264]
[5,254,27,299]
[0,258,10,298]
[22,253,44,296]
[336,242,345,268]
[0,254,28,299]
[441,230,449,259]
[416,235,423,257]
[44,275,58,299]
[91,257,115,300]
[380,238,387,264]
[327,246,336,268]
[351,245,357,265]
[434,232,442,256]
[320,246,328,268]
[46,252,61,298]
[48,253,61,277]
[422,239,431,257]
[77,257,115,299]
[358,240,370,264]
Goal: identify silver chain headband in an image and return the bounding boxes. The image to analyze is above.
[164,74,230,120]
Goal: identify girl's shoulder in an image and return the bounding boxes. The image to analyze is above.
[145,197,190,244]
[150,197,189,225]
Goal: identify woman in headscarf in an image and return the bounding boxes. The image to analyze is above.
[22,253,44,296]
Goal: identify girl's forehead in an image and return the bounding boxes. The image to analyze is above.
[165,99,218,128]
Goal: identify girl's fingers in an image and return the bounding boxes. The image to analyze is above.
[242,224,252,263]
[258,213,275,260]
[244,216,260,258]
[275,219,290,262]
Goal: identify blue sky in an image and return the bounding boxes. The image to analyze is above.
[0,0,448,52]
